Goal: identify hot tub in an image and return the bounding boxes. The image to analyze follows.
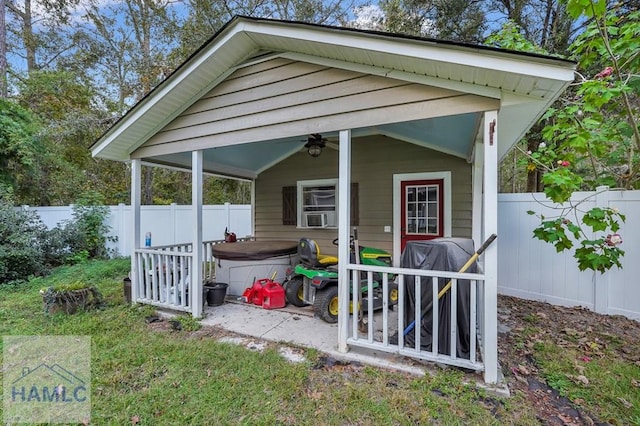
[212,240,299,296]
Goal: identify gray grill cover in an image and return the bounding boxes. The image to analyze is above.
[400,238,476,359]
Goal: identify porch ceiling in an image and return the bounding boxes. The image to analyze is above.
[145,113,480,179]
[91,16,576,175]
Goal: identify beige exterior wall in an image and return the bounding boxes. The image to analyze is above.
[134,57,497,159]
[255,135,472,255]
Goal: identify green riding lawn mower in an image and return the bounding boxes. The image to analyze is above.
[282,233,399,323]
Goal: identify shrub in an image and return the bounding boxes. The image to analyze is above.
[0,190,117,285]
[66,191,114,259]
[0,196,48,283]
[40,225,74,268]
[42,191,116,266]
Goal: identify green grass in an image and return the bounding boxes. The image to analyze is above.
[0,259,540,424]
[534,340,640,425]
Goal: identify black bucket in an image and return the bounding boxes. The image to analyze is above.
[205,283,228,306]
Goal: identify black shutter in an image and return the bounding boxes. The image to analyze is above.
[351,182,359,226]
[282,186,297,225]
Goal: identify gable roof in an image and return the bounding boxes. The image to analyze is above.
[91,15,575,176]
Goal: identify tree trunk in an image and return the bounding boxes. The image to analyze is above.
[526,138,539,192]
[6,0,36,73]
[23,0,35,72]
[536,169,544,192]
[0,0,6,98]
[526,169,538,192]
[143,166,153,205]
[512,148,517,192]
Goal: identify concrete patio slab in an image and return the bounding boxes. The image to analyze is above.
[201,300,339,352]
[201,299,437,377]
[159,298,509,396]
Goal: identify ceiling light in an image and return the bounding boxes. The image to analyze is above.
[304,134,326,158]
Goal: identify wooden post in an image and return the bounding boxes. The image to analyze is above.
[483,111,499,384]
[131,159,142,304]
[191,151,203,317]
[337,129,352,353]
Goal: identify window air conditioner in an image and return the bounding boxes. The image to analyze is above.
[305,212,328,228]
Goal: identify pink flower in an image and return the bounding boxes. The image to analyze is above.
[605,233,623,247]
[595,66,614,79]
[561,161,570,167]
[580,356,591,362]
[527,150,532,155]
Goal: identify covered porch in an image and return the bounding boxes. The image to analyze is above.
[127,128,496,380]
[91,17,575,384]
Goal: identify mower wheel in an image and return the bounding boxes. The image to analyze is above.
[388,282,399,307]
[284,277,307,307]
[314,286,339,323]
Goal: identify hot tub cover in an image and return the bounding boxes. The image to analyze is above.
[211,240,298,261]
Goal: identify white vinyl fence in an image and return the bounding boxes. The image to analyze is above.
[26,188,640,321]
[498,188,640,321]
[24,203,252,257]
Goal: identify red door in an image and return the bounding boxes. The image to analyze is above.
[400,179,444,251]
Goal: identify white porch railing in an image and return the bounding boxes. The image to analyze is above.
[132,240,488,372]
[345,263,486,372]
[132,237,252,312]
[134,246,193,312]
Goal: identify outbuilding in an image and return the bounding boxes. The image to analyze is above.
[92,16,576,383]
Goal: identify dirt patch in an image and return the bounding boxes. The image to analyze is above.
[497,295,640,425]
[189,325,235,340]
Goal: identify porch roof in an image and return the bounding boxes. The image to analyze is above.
[91,15,576,178]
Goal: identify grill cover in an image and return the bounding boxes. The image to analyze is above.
[400,238,476,359]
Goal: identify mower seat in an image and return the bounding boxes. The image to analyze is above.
[297,238,338,268]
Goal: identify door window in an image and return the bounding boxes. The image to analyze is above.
[405,183,441,236]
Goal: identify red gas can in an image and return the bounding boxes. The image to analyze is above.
[252,278,269,306]
[262,281,286,310]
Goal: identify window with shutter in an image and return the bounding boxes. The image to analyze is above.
[298,179,338,227]
[282,181,359,227]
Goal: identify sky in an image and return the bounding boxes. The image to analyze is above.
[5,0,512,76]
[5,0,188,72]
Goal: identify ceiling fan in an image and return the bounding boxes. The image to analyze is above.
[303,133,339,157]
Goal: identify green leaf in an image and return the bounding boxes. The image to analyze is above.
[567,223,582,239]
[583,208,609,232]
